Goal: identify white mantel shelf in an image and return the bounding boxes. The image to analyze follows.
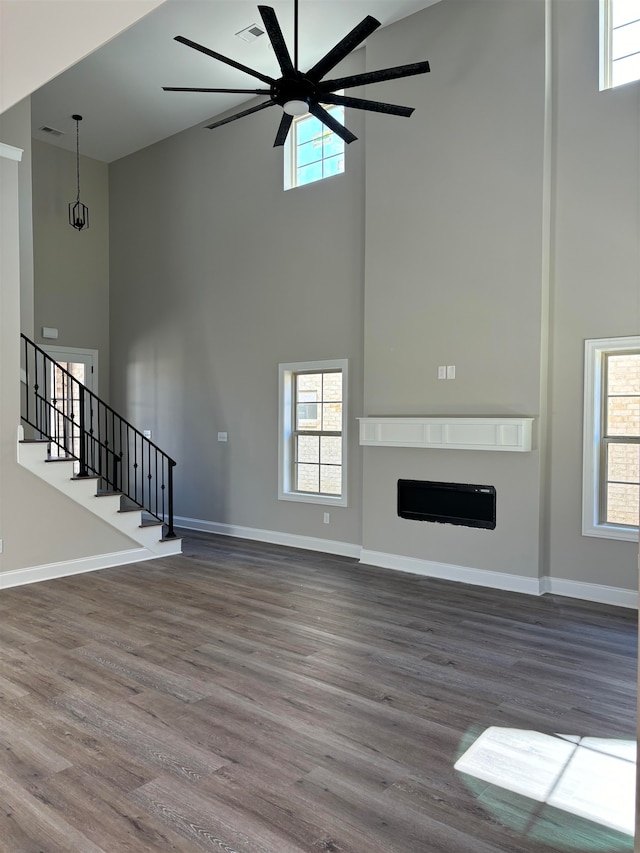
[358,417,534,452]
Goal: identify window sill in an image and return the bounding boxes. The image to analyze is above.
[279,491,347,508]
[582,523,639,543]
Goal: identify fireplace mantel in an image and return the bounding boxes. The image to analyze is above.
[358,417,534,452]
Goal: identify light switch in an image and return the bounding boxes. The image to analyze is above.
[438,366,446,380]
[446,365,456,379]
[218,432,228,442]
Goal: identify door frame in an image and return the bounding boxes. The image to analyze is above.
[42,345,99,395]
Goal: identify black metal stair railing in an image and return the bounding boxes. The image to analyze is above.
[20,333,177,539]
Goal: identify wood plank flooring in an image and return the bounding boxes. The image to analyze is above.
[0,531,636,852]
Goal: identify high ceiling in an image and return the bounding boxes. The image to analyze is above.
[30,0,439,163]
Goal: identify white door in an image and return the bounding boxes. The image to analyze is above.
[43,346,98,463]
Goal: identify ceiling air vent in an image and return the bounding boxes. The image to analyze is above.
[39,125,64,137]
[235,24,265,43]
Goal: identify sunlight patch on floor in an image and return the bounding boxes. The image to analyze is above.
[454,727,636,836]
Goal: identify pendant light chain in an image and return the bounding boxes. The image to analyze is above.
[75,117,81,204]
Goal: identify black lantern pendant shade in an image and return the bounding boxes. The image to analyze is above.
[69,114,89,231]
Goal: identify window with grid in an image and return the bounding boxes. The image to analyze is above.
[284,103,345,190]
[600,0,640,89]
[583,337,639,540]
[279,359,347,505]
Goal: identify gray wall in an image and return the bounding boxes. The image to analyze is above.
[0,126,134,577]
[362,0,546,579]
[107,0,639,590]
[547,0,640,588]
[109,53,365,547]
[0,98,34,337]
[32,139,111,397]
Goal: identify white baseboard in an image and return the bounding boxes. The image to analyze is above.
[174,516,361,559]
[540,575,637,609]
[0,547,154,590]
[359,549,542,596]
[160,518,639,609]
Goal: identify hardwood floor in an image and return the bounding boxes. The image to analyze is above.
[0,531,636,852]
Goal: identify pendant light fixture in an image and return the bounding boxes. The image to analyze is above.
[68,114,89,231]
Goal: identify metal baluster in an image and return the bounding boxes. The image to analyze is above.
[78,383,87,476]
[155,447,159,519]
[24,336,30,426]
[166,462,176,539]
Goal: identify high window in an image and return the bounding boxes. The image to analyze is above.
[583,336,640,541]
[600,0,640,89]
[278,359,347,505]
[284,104,345,190]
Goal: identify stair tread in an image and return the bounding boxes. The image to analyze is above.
[140,520,163,528]
[46,456,76,463]
[20,439,50,444]
[71,474,100,481]
[96,490,121,497]
[118,506,142,514]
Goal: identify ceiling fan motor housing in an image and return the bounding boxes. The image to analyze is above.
[271,73,315,108]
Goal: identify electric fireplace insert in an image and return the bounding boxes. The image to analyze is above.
[397,479,496,529]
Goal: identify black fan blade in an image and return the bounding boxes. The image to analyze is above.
[175,35,275,86]
[206,100,276,130]
[258,6,295,76]
[318,61,431,93]
[306,16,380,82]
[309,103,357,144]
[273,113,293,147]
[320,93,414,117]
[164,87,271,94]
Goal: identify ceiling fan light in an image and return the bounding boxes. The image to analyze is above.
[283,99,309,117]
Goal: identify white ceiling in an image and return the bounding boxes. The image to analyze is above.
[30,0,439,163]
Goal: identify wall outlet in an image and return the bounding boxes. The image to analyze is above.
[0,539,3,554]
[143,429,152,439]
[218,432,228,442]
[446,365,456,379]
[437,365,446,379]
[323,512,330,524]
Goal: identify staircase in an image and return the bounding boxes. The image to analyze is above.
[18,334,181,558]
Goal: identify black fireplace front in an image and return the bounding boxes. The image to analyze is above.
[397,479,496,529]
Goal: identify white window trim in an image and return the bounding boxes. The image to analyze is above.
[278,358,348,506]
[600,0,640,91]
[582,335,639,542]
[599,0,613,90]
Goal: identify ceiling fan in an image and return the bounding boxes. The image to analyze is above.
[163,0,431,147]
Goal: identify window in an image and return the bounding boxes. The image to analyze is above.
[583,336,640,541]
[600,0,640,89]
[279,359,348,505]
[284,103,345,190]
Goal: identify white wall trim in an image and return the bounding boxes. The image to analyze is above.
[540,575,637,609]
[0,547,153,590]
[359,549,542,596]
[174,516,361,559]
[5,517,633,608]
[358,417,534,452]
[0,143,23,161]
